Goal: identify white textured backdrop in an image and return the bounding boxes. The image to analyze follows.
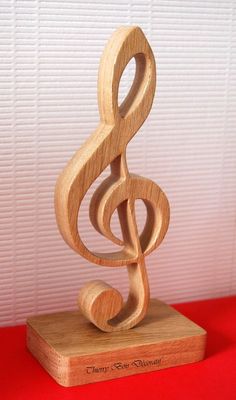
[0,0,236,326]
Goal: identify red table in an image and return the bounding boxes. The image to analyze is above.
[1,296,235,400]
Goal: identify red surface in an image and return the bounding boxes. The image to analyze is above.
[0,296,236,400]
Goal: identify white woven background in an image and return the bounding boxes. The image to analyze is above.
[1,0,236,326]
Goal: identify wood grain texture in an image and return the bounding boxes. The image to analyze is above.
[27,299,206,387]
[54,26,170,332]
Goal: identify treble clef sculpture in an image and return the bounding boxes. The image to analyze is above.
[55,26,170,332]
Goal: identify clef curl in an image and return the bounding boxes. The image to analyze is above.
[55,26,170,332]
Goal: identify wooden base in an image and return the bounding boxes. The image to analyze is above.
[26,299,206,387]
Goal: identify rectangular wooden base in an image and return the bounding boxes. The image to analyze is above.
[26,299,206,386]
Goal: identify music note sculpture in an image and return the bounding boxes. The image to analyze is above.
[27,26,206,386]
[55,25,170,333]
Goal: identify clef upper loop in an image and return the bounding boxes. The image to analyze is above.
[55,26,170,332]
[98,26,156,129]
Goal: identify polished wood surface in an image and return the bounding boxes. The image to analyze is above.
[54,26,170,332]
[27,26,206,388]
[27,299,206,387]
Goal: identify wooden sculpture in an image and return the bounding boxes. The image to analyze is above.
[55,26,170,332]
[27,26,206,387]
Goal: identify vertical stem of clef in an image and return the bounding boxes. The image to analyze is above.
[109,150,150,330]
[110,150,130,179]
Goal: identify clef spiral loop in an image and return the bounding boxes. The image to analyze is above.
[55,26,170,332]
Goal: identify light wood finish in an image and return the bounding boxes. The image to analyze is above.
[27,27,206,387]
[27,299,206,387]
[54,26,170,332]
